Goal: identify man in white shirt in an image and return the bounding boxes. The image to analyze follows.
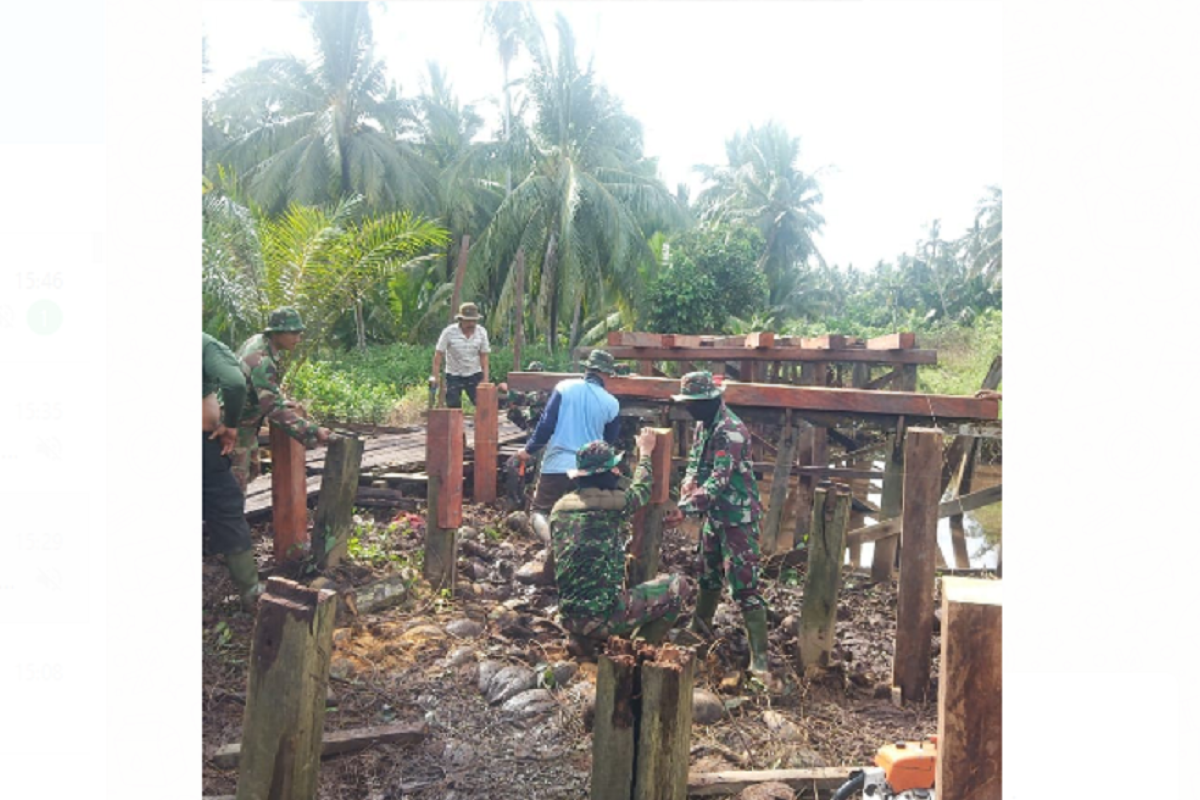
[432,302,491,408]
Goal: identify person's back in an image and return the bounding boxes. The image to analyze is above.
[540,377,619,475]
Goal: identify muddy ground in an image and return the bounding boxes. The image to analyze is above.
[202,503,941,800]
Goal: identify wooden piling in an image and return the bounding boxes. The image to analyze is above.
[633,646,695,800]
[592,640,639,800]
[629,428,674,586]
[235,578,337,800]
[313,434,365,569]
[473,383,499,503]
[269,421,308,562]
[760,418,799,556]
[424,409,463,591]
[937,577,1002,800]
[870,426,905,583]
[797,485,852,673]
[892,427,943,703]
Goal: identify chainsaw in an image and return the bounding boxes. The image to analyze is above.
[832,738,937,800]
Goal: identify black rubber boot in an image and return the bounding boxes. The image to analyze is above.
[743,606,770,676]
[689,588,721,635]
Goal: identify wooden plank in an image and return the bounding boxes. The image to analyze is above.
[213,721,428,769]
[798,486,852,672]
[424,410,462,592]
[686,768,859,797]
[760,420,799,556]
[269,421,309,562]
[867,332,916,350]
[594,346,938,365]
[662,334,704,348]
[863,367,901,390]
[313,435,365,569]
[629,429,674,586]
[608,331,671,348]
[745,331,775,349]
[870,430,904,583]
[473,383,499,503]
[892,428,943,704]
[235,578,337,800]
[937,578,1002,800]
[507,374,998,420]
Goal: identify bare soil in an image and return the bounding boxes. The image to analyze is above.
[202,503,941,800]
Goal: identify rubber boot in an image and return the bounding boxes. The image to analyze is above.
[634,616,674,645]
[226,549,264,611]
[743,606,770,676]
[689,588,721,636]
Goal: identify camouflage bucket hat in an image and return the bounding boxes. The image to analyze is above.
[526,361,546,372]
[584,349,617,375]
[672,370,725,402]
[568,440,624,479]
[264,307,306,333]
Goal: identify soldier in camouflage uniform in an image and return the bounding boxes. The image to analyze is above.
[231,308,331,492]
[499,362,550,509]
[550,433,694,654]
[666,371,770,677]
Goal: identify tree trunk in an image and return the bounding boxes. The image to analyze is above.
[540,232,559,353]
[568,291,583,350]
[354,298,367,351]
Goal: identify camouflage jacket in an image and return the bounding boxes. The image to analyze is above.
[504,389,549,431]
[549,454,652,620]
[236,333,322,447]
[202,333,250,428]
[679,404,762,526]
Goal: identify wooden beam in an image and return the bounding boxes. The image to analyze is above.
[870,430,904,583]
[592,642,639,800]
[843,484,1003,548]
[507,374,998,420]
[313,434,365,569]
[629,428,674,586]
[473,383,499,503]
[937,578,1003,800]
[745,331,775,349]
[867,332,916,350]
[424,409,462,591]
[632,646,695,800]
[760,420,799,556]
[799,334,846,349]
[235,578,337,800]
[213,722,427,769]
[863,367,901,391]
[892,428,943,704]
[662,334,705,348]
[269,421,309,562]
[686,767,860,797]
[594,346,937,365]
[798,486,852,673]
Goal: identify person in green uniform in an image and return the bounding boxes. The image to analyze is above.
[665,371,770,678]
[550,432,694,657]
[202,332,264,609]
[230,308,331,493]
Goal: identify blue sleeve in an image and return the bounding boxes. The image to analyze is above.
[603,414,622,446]
[525,390,562,454]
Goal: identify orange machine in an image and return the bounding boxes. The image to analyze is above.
[874,737,938,793]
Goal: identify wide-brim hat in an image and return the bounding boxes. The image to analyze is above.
[567,440,624,478]
[584,349,617,375]
[455,302,482,321]
[264,306,306,333]
[671,370,725,402]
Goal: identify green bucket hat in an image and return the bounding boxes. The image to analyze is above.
[264,307,306,333]
[672,370,725,402]
[584,349,617,375]
[568,440,624,479]
[526,361,546,372]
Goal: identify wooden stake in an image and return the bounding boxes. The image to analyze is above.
[313,435,365,569]
[473,383,499,503]
[424,409,463,591]
[892,427,943,703]
[592,641,639,800]
[760,419,799,556]
[797,486,852,673]
[870,427,905,583]
[269,421,308,562]
[235,578,337,800]
[633,646,695,800]
[937,578,1003,800]
[629,428,674,586]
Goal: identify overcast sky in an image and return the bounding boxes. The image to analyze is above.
[202,1,1002,271]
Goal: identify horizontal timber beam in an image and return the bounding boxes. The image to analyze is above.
[845,484,1003,547]
[508,373,998,420]
[588,345,937,365]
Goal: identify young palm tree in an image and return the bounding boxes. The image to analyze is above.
[467,13,685,351]
[695,122,827,312]
[209,2,435,216]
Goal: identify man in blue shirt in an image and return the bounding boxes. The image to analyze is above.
[517,350,622,566]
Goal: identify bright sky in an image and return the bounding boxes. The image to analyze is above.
[202,0,1002,271]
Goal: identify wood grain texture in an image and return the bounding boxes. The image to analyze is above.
[269,422,309,562]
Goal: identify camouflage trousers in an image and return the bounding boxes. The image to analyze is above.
[563,574,694,639]
[698,519,765,612]
[229,426,262,495]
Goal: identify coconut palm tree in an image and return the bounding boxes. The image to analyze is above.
[481,2,538,197]
[695,122,827,313]
[466,13,685,352]
[963,185,1002,290]
[209,2,435,216]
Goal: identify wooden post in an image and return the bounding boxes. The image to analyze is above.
[269,421,308,562]
[949,443,975,569]
[592,640,639,800]
[513,248,525,370]
[629,428,674,586]
[633,646,695,800]
[797,485,851,673]
[760,418,798,556]
[639,359,654,377]
[313,434,365,569]
[473,383,499,503]
[449,234,470,319]
[871,425,905,583]
[424,409,463,591]
[937,577,1002,800]
[235,578,337,800]
[892,427,943,703]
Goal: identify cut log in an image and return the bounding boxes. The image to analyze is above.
[632,646,695,800]
[892,428,943,704]
[745,331,775,349]
[686,767,858,797]
[313,435,365,569]
[937,578,1002,800]
[213,722,427,769]
[592,641,639,800]
[235,578,337,800]
[629,429,674,586]
[760,420,799,556]
[797,486,852,673]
